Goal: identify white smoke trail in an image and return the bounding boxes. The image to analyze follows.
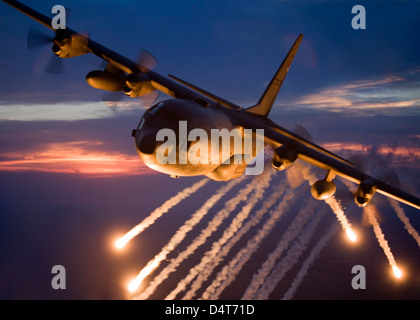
[254,206,326,300]
[202,187,299,300]
[300,161,356,241]
[135,174,262,300]
[116,178,208,249]
[181,173,273,299]
[127,177,244,293]
[241,198,317,300]
[324,196,351,230]
[295,161,318,185]
[339,177,357,193]
[282,222,339,300]
[365,204,402,278]
[389,199,420,249]
[294,161,355,241]
[324,195,356,242]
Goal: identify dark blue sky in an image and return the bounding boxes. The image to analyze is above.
[1,0,419,107]
[0,0,419,300]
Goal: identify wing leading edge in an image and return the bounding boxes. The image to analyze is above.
[1,0,212,104]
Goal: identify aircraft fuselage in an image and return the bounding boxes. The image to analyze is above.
[132,99,263,181]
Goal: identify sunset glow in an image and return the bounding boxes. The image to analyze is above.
[321,142,420,167]
[0,141,151,176]
[286,74,420,112]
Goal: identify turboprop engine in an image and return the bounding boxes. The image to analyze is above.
[123,73,155,98]
[355,179,377,207]
[85,70,125,91]
[52,31,89,58]
[272,145,297,171]
[311,179,336,200]
[311,170,336,200]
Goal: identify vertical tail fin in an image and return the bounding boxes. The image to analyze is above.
[246,33,303,117]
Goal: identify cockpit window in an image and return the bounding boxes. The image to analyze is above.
[148,102,164,115]
[137,118,145,130]
[149,106,159,116]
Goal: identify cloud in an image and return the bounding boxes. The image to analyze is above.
[0,108,152,177]
[322,142,420,157]
[281,72,420,113]
[321,142,420,169]
[0,140,152,176]
[0,102,112,122]
[0,99,154,122]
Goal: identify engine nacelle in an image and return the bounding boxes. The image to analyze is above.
[52,31,89,58]
[86,70,125,91]
[355,179,377,207]
[123,73,155,97]
[272,145,297,171]
[311,179,336,200]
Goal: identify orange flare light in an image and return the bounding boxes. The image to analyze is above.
[345,228,357,242]
[115,238,127,250]
[392,266,402,279]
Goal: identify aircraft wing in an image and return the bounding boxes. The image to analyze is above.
[261,124,420,210]
[1,0,213,103]
[163,70,417,211]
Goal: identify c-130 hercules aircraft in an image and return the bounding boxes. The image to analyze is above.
[2,0,420,211]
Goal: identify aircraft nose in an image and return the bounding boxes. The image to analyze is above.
[137,132,157,155]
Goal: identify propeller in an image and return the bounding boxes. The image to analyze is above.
[45,55,65,74]
[292,123,313,142]
[27,28,53,49]
[285,123,314,189]
[102,87,160,112]
[349,151,403,226]
[101,49,159,111]
[136,49,157,73]
[27,27,64,74]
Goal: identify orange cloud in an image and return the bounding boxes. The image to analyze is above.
[0,141,153,177]
[322,142,420,155]
[321,142,420,167]
[2,139,417,176]
[284,73,420,111]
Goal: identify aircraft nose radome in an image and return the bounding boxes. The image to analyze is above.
[137,133,157,155]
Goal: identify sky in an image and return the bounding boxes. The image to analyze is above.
[0,0,419,301]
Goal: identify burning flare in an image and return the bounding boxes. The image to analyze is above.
[115,179,208,250]
[324,196,357,243]
[365,204,402,279]
[345,228,357,242]
[393,266,403,279]
[128,259,160,292]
